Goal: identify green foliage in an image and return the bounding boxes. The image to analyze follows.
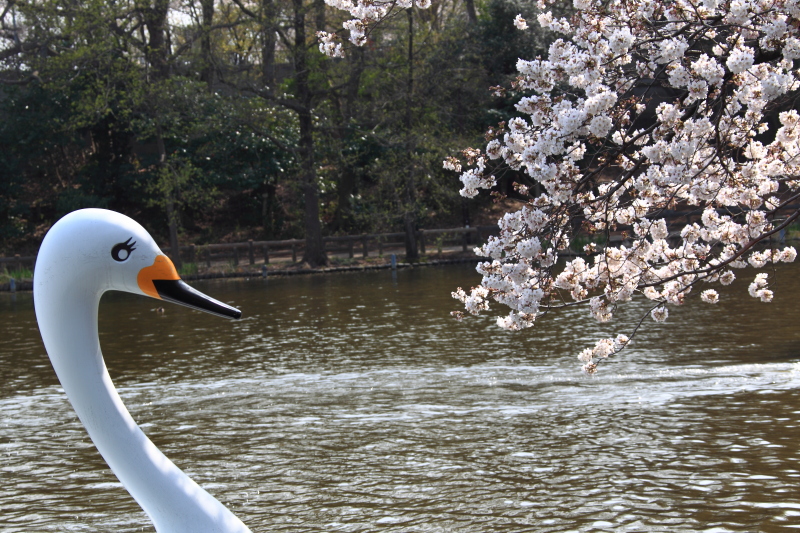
[0,266,34,283]
[0,0,543,251]
[178,262,199,277]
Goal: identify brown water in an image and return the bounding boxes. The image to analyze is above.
[3,264,800,532]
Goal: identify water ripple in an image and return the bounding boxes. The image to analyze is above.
[3,265,800,531]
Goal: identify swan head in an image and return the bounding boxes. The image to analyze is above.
[35,208,241,319]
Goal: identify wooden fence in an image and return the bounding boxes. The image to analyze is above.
[160,205,800,267]
[0,254,36,273]
[0,225,500,272]
[8,204,797,273]
[172,226,499,268]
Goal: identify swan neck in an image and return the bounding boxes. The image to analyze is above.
[35,284,250,533]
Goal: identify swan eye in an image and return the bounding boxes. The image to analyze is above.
[111,238,137,262]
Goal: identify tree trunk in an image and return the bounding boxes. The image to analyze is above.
[464,0,477,25]
[164,195,182,268]
[143,0,170,79]
[262,183,278,238]
[261,0,277,91]
[314,0,326,33]
[293,0,327,266]
[200,0,215,87]
[403,212,418,261]
[156,124,182,269]
[299,112,327,266]
[145,0,180,267]
[403,8,419,262]
[330,48,365,232]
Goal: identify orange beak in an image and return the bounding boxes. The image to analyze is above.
[137,255,241,319]
[137,255,180,299]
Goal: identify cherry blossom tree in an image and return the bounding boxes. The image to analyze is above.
[323,0,800,371]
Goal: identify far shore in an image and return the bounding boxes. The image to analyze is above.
[0,247,481,292]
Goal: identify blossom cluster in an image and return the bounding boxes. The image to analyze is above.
[446,0,800,370]
[322,0,800,370]
[316,31,344,58]
[320,0,430,51]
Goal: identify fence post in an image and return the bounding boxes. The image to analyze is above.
[378,238,383,257]
[462,229,468,252]
[348,239,354,259]
[292,244,297,263]
[15,254,21,272]
[362,235,368,258]
[248,240,255,265]
[263,244,270,264]
[419,231,426,255]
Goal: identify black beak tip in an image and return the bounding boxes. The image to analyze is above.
[153,279,243,320]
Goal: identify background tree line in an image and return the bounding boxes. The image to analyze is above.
[0,0,555,265]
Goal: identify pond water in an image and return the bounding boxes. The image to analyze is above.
[3,263,800,532]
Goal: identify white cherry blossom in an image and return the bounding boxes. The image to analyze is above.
[323,0,800,371]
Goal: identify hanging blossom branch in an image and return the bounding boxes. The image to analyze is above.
[316,0,431,57]
[321,0,800,371]
[442,0,800,372]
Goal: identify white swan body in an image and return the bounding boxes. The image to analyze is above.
[34,209,251,533]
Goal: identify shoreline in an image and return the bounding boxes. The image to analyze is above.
[0,253,482,293]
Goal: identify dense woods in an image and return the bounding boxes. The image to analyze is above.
[0,0,552,264]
